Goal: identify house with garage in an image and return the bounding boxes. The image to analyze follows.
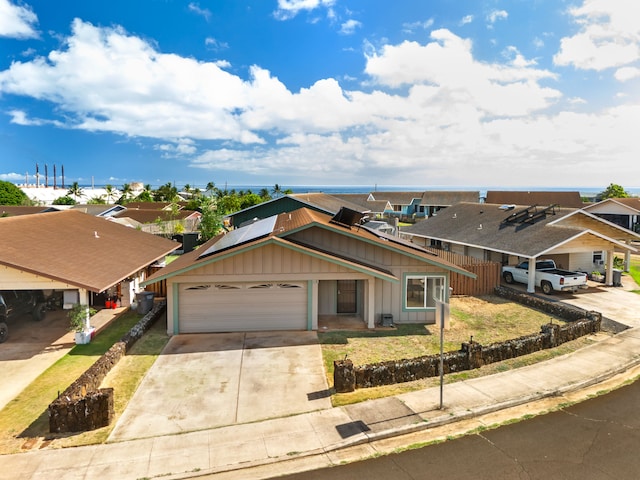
[142,207,475,335]
[0,210,178,312]
[401,203,639,292]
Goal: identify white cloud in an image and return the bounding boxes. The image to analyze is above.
[188,3,211,21]
[487,10,508,24]
[1,19,639,186]
[460,15,474,26]
[0,172,25,182]
[502,46,537,67]
[615,66,640,81]
[205,37,229,51]
[554,0,640,72]
[339,19,361,35]
[402,19,434,34]
[0,19,263,143]
[0,0,38,38]
[273,0,335,20]
[364,30,559,117]
[155,138,197,157]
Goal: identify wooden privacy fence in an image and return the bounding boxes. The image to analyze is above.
[144,265,167,298]
[425,248,502,296]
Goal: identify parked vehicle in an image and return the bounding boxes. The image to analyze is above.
[502,260,588,295]
[0,290,47,343]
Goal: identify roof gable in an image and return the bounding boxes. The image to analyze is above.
[403,202,637,258]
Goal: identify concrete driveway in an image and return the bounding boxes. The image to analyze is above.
[0,309,73,410]
[108,331,331,442]
[559,279,640,329]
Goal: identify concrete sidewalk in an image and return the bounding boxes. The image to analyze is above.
[4,325,640,480]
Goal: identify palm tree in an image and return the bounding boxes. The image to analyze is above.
[104,184,115,203]
[259,188,270,200]
[117,183,132,204]
[67,182,84,203]
[271,184,283,198]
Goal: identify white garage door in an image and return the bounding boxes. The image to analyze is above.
[178,282,308,333]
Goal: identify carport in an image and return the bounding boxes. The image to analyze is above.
[0,210,177,339]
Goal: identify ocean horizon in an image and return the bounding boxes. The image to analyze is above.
[17,182,640,198]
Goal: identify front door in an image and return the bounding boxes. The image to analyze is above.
[337,280,357,314]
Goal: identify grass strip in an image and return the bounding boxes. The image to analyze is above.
[0,311,147,453]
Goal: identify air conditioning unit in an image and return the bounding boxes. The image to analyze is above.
[595,260,605,266]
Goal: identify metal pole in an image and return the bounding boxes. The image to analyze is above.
[439,300,444,409]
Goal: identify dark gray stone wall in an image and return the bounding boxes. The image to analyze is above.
[48,301,166,433]
[333,315,601,392]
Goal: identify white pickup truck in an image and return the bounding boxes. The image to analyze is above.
[502,260,588,295]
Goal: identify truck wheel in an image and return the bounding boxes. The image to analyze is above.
[0,322,7,343]
[541,281,553,295]
[503,272,514,284]
[32,302,47,321]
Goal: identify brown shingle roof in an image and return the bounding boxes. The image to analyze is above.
[0,206,50,217]
[485,191,585,208]
[289,192,369,213]
[115,209,200,224]
[0,210,178,292]
[420,191,480,205]
[609,197,640,211]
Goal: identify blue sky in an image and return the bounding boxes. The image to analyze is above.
[1,0,639,190]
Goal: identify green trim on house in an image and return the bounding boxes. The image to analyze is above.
[401,271,448,313]
[272,238,398,283]
[279,221,475,279]
[307,280,313,331]
[172,283,180,335]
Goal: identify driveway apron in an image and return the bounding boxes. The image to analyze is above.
[108,331,331,442]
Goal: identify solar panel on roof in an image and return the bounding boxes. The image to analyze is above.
[198,215,277,259]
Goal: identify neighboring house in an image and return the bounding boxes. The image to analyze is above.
[0,210,177,308]
[330,194,391,218]
[113,208,202,234]
[369,191,424,217]
[402,202,639,291]
[418,191,480,217]
[124,201,190,211]
[484,191,585,208]
[582,197,640,233]
[143,207,474,335]
[332,191,479,219]
[69,204,127,217]
[224,193,368,228]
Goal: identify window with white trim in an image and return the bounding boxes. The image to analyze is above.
[405,275,445,309]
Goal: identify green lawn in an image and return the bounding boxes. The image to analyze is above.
[320,295,605,406]
[628,254,640,293]
[0,311,168,454]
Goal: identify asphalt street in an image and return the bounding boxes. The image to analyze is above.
[277,377,640,479]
